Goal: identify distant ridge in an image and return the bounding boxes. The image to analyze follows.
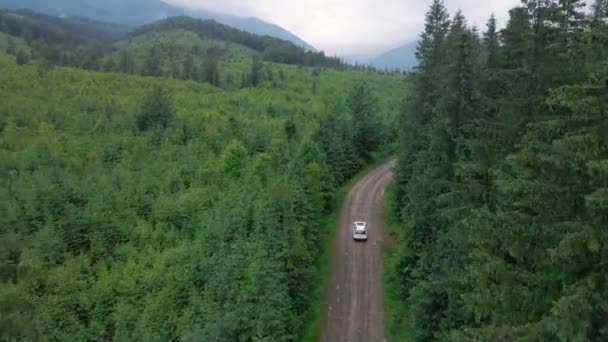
[370,41,418,71]
[0,0,316,51]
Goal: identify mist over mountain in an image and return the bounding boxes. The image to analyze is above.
[188,8,315,51]
[371,41,417,71]
[0,0,315,50]
[345,41,417,72]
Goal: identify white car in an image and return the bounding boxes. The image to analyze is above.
[353,221,368,241]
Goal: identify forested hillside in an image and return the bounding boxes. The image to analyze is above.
[0,0,316,50]
[0,13,405,340]
[0,11,349,86]
[390,0,608,340]
[129,17,345,68]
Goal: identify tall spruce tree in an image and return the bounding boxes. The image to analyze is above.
[593,0,608,25]
[250,55,263,87]
[203,51,220,87]
[143,47,162,77]
[348,82,382,162]
[5,36,16,55]
[393,0,450,217]
[392,0,608,340]
[119,50,135,74]
[482,14,500,69]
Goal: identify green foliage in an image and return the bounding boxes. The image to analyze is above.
[143,46,163,77]
[392,0,608,340]
[5,35,15,55]
[349,82,384,162]
[15,49,29,65]
[222,139,249,178]
[0,29,404,341]
[118,49,135,74]
[131,16,347,69]
[203,47,221,86]
[136,86,175,131]
[250,55,264,87]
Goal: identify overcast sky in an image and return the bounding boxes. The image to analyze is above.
[165,0,521,56]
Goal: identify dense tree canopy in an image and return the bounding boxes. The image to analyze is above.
[0,18,403,339]
[390,0,608,340]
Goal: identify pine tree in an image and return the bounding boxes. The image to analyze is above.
[203,53,220,86]
[143,47,162,77]
[592,0,608,25]
[391,1,608,339]
[501,7,532,69]
[316,113,359,184]
[5,36,16,55]
[284,118,297,141]
[135,87,175,131]
[250,55,263,87]
[15,49,30,65]
[103,58,116,72]
[393,0,450,216]
[414,0,451,120]
[348,82,383,162]
[118,50,134,74]
[445,4,608,340]
[555,0,587,33]
[412,12,483,338]
[497,6,539,148]
[182,55,195,80]
[240,72,250,89]
[482,14,500,69]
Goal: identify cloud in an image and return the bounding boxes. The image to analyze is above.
[165,0,521,56]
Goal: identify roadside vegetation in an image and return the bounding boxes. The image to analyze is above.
[391,0,608,340]
[0,11,405,341]
[383,184,413,342]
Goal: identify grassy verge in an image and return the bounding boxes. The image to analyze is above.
[300,153,393,342]
[382,183,414,341]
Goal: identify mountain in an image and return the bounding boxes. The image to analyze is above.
[3,9,130,42]
[370,41,418,71]
[0,0,120,23]
[0,9,131,49]
[343,54,375,66]
[189,9,315,51]
[125,16,338,67]
[0,0,315,50]
[0,9,344,76]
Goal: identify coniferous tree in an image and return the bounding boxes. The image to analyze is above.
[593,0,608,25]
[103,58,116,72]
[136,87,175,131]
[203,53,220,86]
[482,14,499,68]
[250,55,263,87]
[143,47,162,77]
[501,7,533,69]
[555,0,587,33]
[392,0,608,340]
[348,82,383,162]
[118,49,135,74]
[5,36,16,55]
[15,49,30,65]
[285,118,297,141]
[182,55,195,80]
[393,0,450,217]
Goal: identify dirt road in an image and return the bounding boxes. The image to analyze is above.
[320,162,394,342]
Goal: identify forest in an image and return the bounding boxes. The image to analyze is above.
[0,10,405,341]
[390,0,608,340]
[0,9,354,77]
